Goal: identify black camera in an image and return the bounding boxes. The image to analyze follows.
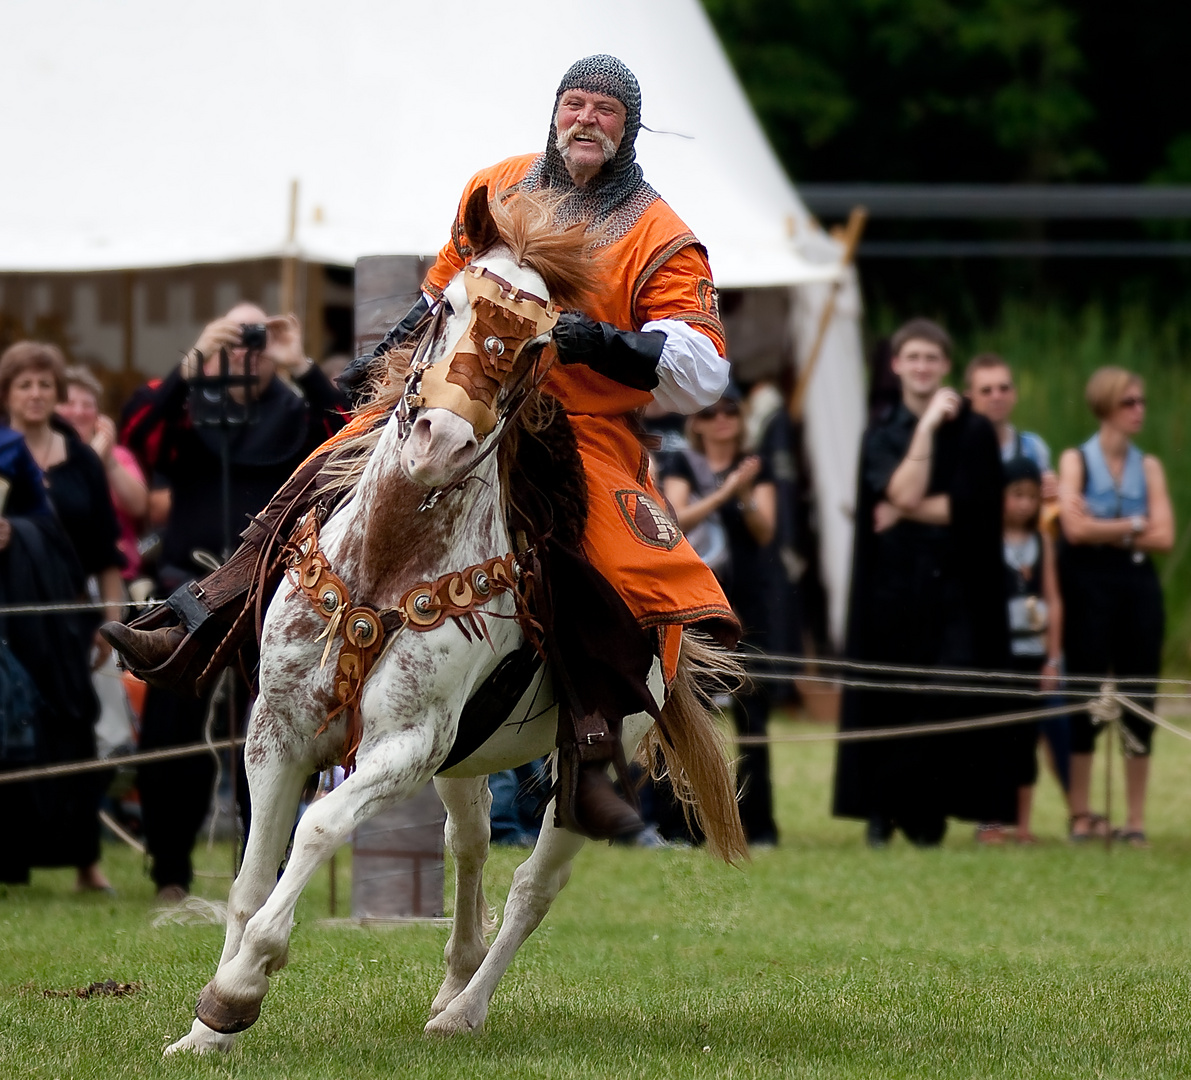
[240,323,268,351]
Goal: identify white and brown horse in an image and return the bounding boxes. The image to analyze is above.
[165,189,745,1056]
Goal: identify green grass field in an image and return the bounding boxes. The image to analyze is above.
[4,710,1191,1078]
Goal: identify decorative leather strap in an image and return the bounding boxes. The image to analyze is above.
[281,510,536,772]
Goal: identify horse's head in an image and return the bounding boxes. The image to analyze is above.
[396,186,591,492]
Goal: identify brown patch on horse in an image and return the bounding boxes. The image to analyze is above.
[351,471,468,603]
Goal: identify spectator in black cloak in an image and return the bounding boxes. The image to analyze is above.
[832,318,1013,846]
[0,418,105,888]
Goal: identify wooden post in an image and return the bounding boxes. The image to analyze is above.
[121,270,136,377]
[280,179,300,317]
[788,206,868,421]
[304,261,324,362]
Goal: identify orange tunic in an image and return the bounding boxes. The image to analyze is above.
[424,155,737,679]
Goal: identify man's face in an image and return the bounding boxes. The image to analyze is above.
[890,338,950,398]
[555,89,626,174]
[968,364,1017,425]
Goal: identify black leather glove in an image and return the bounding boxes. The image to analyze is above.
[336,295,433,404]
[552,312,665,392]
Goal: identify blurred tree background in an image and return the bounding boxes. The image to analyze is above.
[701,0,1191,322]
[702,0,1191,670]
[701,0,1189,185]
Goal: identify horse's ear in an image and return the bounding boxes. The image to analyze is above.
[463,185,502,254]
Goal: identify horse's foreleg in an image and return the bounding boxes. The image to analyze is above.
[165,702,311,1057]
[424,788,584,1036]
[430,775,493,1018]
[220,732,311,969]
[194,728,438,1039]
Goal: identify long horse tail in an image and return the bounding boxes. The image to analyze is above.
[641,631,749,865]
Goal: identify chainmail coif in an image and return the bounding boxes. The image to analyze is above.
[523,54,659,241]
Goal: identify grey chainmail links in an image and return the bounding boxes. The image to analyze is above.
[533,54,658,232]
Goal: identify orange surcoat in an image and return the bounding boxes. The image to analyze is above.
[423,155,736,678]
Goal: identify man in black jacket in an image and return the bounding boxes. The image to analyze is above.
[120,303,349,900]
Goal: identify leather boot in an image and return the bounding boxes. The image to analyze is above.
[102,450,334,697]
[101,543,263,697]
[554,710,645,841]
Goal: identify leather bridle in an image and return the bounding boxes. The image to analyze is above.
[395,264,562,512]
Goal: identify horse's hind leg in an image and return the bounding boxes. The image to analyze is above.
[165,699,310,1056]
[430,775,493,1018]
[192,730,437,1039]
[425,789,584,1036]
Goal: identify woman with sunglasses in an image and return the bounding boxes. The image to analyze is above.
[1058,367,1174,846]
[661,387,779,846]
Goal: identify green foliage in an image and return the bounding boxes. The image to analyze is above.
[702,0,1097,181]
[5,718,1191,1077]
[701,0,1191,185]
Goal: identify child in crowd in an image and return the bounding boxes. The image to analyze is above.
[999,456,1063,843]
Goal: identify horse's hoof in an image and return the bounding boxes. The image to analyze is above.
[424,1009,482,1037]
[164,1018,236,1055]
[195,983,262,1034]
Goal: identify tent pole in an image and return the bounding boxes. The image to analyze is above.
[280,179,300,316]
[788,206,867,421]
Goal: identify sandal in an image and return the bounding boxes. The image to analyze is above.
[1015,830,1040,846]
[1069,812,1109,842]
[1111,828,1150,849]
[976,823,1008,846]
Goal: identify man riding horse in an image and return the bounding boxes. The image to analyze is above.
[104,54,738,841]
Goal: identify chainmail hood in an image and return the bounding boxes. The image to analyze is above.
[526,54,659,239]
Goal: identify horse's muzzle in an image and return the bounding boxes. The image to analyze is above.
[402,407,480,488]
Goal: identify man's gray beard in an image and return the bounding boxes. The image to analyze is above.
[555,122,617,169]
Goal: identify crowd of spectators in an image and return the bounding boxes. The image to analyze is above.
[833,318,1172,849]
[0,307,1176,893]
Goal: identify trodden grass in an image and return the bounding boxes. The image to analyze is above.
[3,709,1191,1078]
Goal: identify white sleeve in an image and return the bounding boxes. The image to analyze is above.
[642,318,730,415]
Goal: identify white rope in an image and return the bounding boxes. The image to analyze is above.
[733,700,1079,744]
[744,669,1191,701]
[1117,695,1191,744]
[0,598,157,616]
[732,651,1191,690]
[0,738,245,785]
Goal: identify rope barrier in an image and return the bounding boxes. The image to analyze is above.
[732,700,1082,744]
[0,738,245,785]
[0,598,158,616]
[741,669,1191,701]
[2,653,1189,784]
[729,651,1191,690]
[8,691,1191,784]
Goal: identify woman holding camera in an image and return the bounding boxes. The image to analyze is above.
[1058,366,1174,846]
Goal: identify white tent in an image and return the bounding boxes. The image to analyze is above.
[0,0,864,645]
